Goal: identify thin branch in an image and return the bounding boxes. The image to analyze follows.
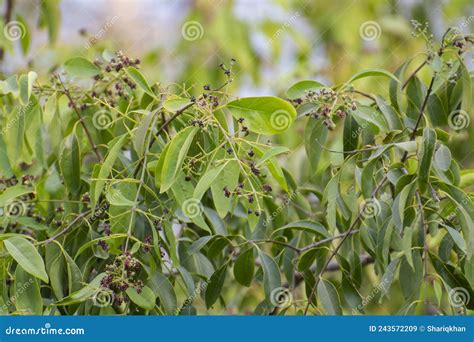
[132,98,194,178]
[401,60,427,90]
[56,75,102,162]
[146,100,196,153]
[303,177,386,315]
[400,74,435,163]
[302,36,450,314]
[351,89,377,102]
[251,239,301,253]
[270,254,374,315]
[40,210,92,245]
[300,230,359,252]
[416,191,430,307]
[124,113,159,252]
[410,75,436,141]
[157,101,195,136]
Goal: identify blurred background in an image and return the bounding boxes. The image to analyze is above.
[1,0,473,172]
[1,0,473,93]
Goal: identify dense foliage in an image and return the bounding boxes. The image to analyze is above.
[0,26,473,315]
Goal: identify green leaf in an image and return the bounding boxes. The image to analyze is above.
[253,145,288,192]
[193,162,228,200]
[257,249,281,303]
[14,266,42,314]
[457,57,472,116]
[4,105,25,165]
[402,224,415,270]
[4,237,48,283]
[59,134,81,198]
[0,135,13,178]
[434,145,451,172]
[351,105,388,132]
[64,57,100,78]
[406,76,425,122]
[256,146,290,167]
[205,264,228,308]
[443,224,467,254]
[19,71,37,105]
[132,110,154,156]
[429,253,474,309]
[0,185,31,208]
[286,80,325,100]
[126,66,154,97]
[126,286,156,310]
[10,217,49,230]
[375,96,403,130]
[399,251,423,301]
[226,96,297,135]
[40,0,60,43]
[343,116,358,156]
[392,181,414,231]
[93,134,128,206]
[154,143,170,189]
[16,15,31,56]
[297,249,320,271]
[304,118,328,173]
[55,273,106,306]
[160,126,198,192]
[148,272,177,315]
[163,96,193,112]
[163,221,179,267]
[272,220,329,238]
[317,278,342,315]
[106,187,135,206]
[417,127,436,193]
[460,170,474,188]
[74,234,128,258]
[347,68,400,84]
[0,74,19,97]
[210,159,240,218]
[233,248,254,287]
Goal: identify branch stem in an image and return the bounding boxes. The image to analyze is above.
[56,75,102,162]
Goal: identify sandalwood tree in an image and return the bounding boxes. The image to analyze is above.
[0,28,473,315]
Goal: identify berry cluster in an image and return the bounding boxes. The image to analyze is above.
[88,51,141,108]
[100,253,144,306]
[196,90,219,109]
[291,87,357,130]
[0,175,39,231]
[97,222,111,251]
[236,118,249,136]
[142,235,153,253]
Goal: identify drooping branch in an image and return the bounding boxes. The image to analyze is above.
[56,74,102,162]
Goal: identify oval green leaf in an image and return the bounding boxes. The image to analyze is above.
[4,236,48,283]
[225,96,296,135]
